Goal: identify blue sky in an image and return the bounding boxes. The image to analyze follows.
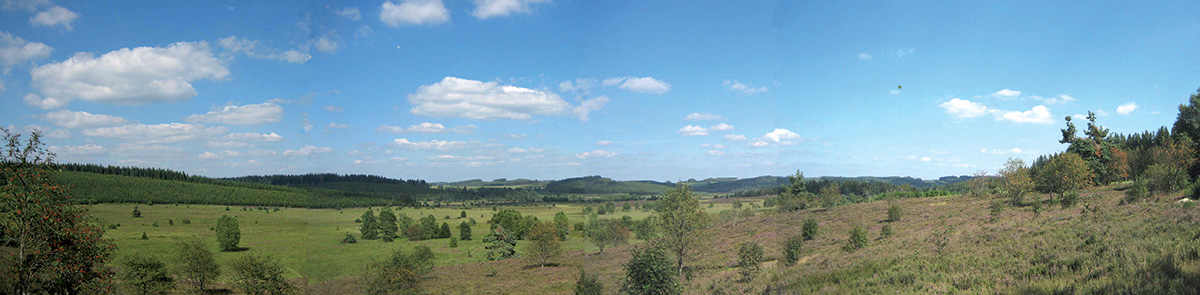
[2,0,1198,182]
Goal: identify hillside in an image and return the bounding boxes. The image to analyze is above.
[542,176,674,195]
[58,171,412,208]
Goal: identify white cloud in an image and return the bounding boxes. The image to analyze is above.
[981,148,1024,154]
[0,31,52,67]
[22,93,65,109]
[380,0,449,27]
[217,36,311,64]
[311,31,342,53]
[723,80,768,95]
[684,113,723,121]
[327,122,350,129]
[49,144,105,156]
[571,95,609,122]
[990,89,1022,99]
[283,145,333,156]
[603,76,671,94]
[354,25,375,39]
[1042,95,1075,104]
[701,143,726,149]
[889,89,900,95]
[748,140,769,147]
[857,52,872,60]
[408,122,445,133]
[596,140,612,146]
[997,105,1052,124]
[29,6,77,30]
[558,78,595,93]
[41,109,127,129]
[724,134,746,141]
[225,132,283,142]
[679,125,708,136]
[760,128,802,144]
[894,48,915,57]
[575,149,616,159]
[6,124,69,139]
[335,7,361,21]
[30,41,229,107]
[83,123,226,144]
[408,77,574,120]
[920,156,932,162]
[705,150,724,156]
[939,98,992,118]
[507,147,527,153]
[377,125,406,134]
[198,152,221,160]
[1117,102,1138,115]
[186,102,283,125]
[471,0,551,19]
[392,138,470,150]
[709,123,733,131]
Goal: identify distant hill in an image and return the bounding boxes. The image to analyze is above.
[439,178,550,188]
[688,176,790,193]
[542,176,673,195]
[57,171,411,208]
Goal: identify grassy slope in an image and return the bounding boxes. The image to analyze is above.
[59,171,311,206]
[543,176,673,195]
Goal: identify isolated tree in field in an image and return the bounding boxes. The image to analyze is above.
[363,245,434,295]
[229,254,296,295]
[737,241,764,281]
[360,209,379,240]
[525,221,562,268]
[485,226,517,260]
[216,214,241,251]
[620,246,679,295]
[132,206,142,218]
[554,211,570,240]
[776,170,811,212]
[657,183,708,276]
[1125,178,1151,203]
[175,239,219,291]
[119,254,173,295]
[575,270,602,295]
[999,158,1035,205]
[886,203,902,222]
[460,210,467,218]
[377,207,399,242]
[802,218,819,241]
[782,234,804,266]
[439,222,452,239]
[0,129,114,294]
[588,219,630,254]
[459,221,472,240]
[1035,153,1094,198]
[843,226,868,252]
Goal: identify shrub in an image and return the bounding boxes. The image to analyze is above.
[843,226,868,252]
[802,218,819,241]
[363,246,434,295]
[782,235,804,266]
[140,232,149,240]
[450,236,459,248]
[1145,164,1188,194]
[737,241,764,281]
[620,247,679,295]
[216,215,241,251]
[132,206,142,218]
[989,201,1005,217]
[229,254,296,295]
[439,222,452,239]
[151,222,159,227]
[1060,191,1080,209]
[886,204,902,222]
[1124,178,1151,203]
[181,219,191,225]
[880,224,893,239]
[575,270,602,295]
[175,239,219,291]
[341,232,357,244]
[1032,201,1044,216]
[119,254,173,295]
[459,221,472,240]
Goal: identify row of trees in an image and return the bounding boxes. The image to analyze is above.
[358,208,459,242]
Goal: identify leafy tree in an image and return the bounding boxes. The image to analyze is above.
[419,214,439,240]
[1171,88,1200,173]
[802,218,819,241]
[1061,113,1128,184]
[1035,153,1094,198]
[229,254,296,295]
[1000,158,1035,205]
[575,270,602,295]
[119,254,173,295]
[553,211,570,240]
[1145,164,1189,194]
[776,170,812,212]
[216,214,241,251]
[525,221,562,267]
[604,202,617,214]
[886,203,902,222]
[843,226,868,252]
[737,241,764,281]
[656,183,707,276]
[489,209,528,239]
[588,219,629,254]
[485,226,517,260]
[0,129,114,294]
[377,207,398,241]
[1125,178,1151,203]
[174,239,219,291]
[459,221,472,240]
[632,216,659,240]
[363,245,434,295]
[782,234,804,266]
[360,209,379,240]
[819,183,842,208]
[622,202,632,212]
[619,246,678,295]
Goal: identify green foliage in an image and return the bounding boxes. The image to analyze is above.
[439,222,452,239]
[802,218,819,241]
[174,239,219,291]
[0,129,114,295]
[1171,88,1200,158]
[1060,191,1080,209]
[575,270,603,295]
[119,254,173,295]
[989,201,1005,217]
[886,203,902,222]
[1035,152,1094,197]
[141,232,149,240]
[376,207,398,241]
[449,236,458,248]
[460,210,467,218]
[360,209,379,240]
[341,232,357,244]
[588,219,630,254]
[132,206,142,218]
[1125,178,1150,203]
[544,176,671,195]
[216,214,241,251]
[418,214,438,240]
[363,245,434,295]
[489,209,530,239]
[879,224,893,239]
[843,226,868,252]
[776,171,812,212]
[228,254,296,295]
[484,226,517,260]
[632,215,659,240]
[1000,158,1035,205]
[459,221,472,240]
[554,211,570,240]
[1145,164,1189,194]
[619,246,679,295]
[737,241,764,281]
[1031,200,1044,216]
[772,236,799,269]
[525,221,562,267]
[656,183,708,276]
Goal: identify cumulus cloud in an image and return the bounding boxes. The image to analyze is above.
[30,41,228,108]
[705,150,724,156]
[217,36,311,64]
[29,6,77,30]
[684,113,722,121]
[940,97,1054,124]
[310,31,342,53]
[405,122,477,134]
[335,6,361,21]
[575,149,615,159]
[990,89,1022,99]
[1040,95,1075,104]
[1117,102,1138,115]
[604,76,670,94]
[392,138,470,150]
[724,134,746,141]
[981,148,1024,154]
[939,98,992,118]
[408,77,573,120]
[709,123,733,131]
[571,95,609,122]
[857,52,872,60]
[324,105,343,112]
[380,0,449,27]
[377,125,406,134]
[724,80,767,95]
[997,105,1052,124]
[186,102,283,125]
[83,123,226,144]
[679,125,707,136]
[0,31,52,67]
[596,140,612,146]
[5,124,70,139]
[198,152,221,160]
[759,128,803,144]
[283,145,333,156]
[41,109,127,129]
[225,132,283,142]
[472,0,551,19]
[49,144,105,156]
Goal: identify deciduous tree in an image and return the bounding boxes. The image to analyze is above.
[656,183,707,276]
[216,215,241,251]
[525,221,561,267]
[229,254,296,295]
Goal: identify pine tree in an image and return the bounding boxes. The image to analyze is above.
[360,209,379,240]
[377,207,398,241]
[439,222,452,239]
[485,226,517,260]
[553,211,570,240]
[459,221,472,240]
